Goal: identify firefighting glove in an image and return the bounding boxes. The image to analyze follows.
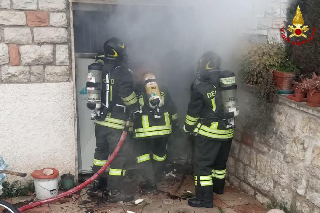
[95,107,108,121]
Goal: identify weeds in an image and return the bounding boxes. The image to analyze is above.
[218,206,224,213]
[0,180,35,198]
[267,200,291,213]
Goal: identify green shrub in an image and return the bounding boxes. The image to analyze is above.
[240,43,286,102]
[0,181,34,198]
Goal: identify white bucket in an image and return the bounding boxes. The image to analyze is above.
[33,177,59,200]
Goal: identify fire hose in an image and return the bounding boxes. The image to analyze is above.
[18,117,132,212]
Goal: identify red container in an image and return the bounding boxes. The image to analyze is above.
[307,91,320,107]
[273,70,295,91]
[294,87,307,99]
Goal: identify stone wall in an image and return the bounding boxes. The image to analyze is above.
[228,96,320,213]
[249,0,288,43]
[0,0,70,83]
[0,0,76,178]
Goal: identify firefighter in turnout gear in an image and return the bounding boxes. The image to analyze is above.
[134,71,179,193]
[87,37,140,202]
[184,51,239,208]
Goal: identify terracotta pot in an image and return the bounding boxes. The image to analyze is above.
[273,70,295,93]
[294,87,307,99]
[307,90,320,107]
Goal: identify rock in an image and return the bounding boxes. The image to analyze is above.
[0,11,26,25]
[1,65,30,83]
[26,11,49,27]
[250,149,257,168]
[265,2,281,17]
[257,154,271,176]
[256,192,271,205]
[246,166,256,187]
[20,45,53,65]
[267,210,285,213]
[268,29,281,44]
[9,44,20,66]
[56,45,69,65]
[39,0,67,11]
[12,0,37,10]
[227,156,235,174]
[312,146,320,167]
[50,12,68,27]
[228,176,240,188]
[239,144,251,165]
[0,43,9,65]
[236,161,245,181]
[30,66,44,82]
[255,172,273,193]
[240,182,255,196]
[257,18,273,30]
[296,197,313,213]
[4,28,32,44]
[45,66,69,82]
[0,0,10,8]
[274,185,292,209]
[230,140,240,158]
[34,27,68,44]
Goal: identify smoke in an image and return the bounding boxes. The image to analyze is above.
[102,1,254,68]
[93,1,253,113]
[74,0,260,160]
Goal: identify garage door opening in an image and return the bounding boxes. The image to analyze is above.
[73,2,198,174]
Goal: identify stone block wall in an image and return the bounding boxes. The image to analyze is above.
[0,0,70,84]
[249,0,288,43]
[228,96,320,213]
[0,0,76,179]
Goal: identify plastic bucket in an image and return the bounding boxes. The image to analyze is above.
[33,177,59,200]
[31,168,59,200]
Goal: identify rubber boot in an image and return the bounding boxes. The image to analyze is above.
[87,177,108,197]
[139,178,158,195]
[108,189,134,203]
[212,179,225,195]
[202,186,214,208]
[188,186,204,207]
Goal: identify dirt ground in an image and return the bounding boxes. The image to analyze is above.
[3,163,269,213]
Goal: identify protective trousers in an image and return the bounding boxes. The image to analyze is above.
[135,137,168,183]
[93,124,130,191]
[193,136,232,204]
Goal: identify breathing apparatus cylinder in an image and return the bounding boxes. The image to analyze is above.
[143,73,164,118]
[86,63,103,119]
[219,70,239,118]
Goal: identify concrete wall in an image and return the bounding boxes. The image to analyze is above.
[0,0,76,178]
[228,95,320,213]
[0,83,76,177]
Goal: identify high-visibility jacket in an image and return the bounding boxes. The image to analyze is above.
[94,61,139,130]
[184,71,235,140]
[133,84,178,139]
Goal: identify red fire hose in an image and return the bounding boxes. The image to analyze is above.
[18,119,131,212]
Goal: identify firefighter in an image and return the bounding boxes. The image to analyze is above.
[86,37,140,202]
[133,70,180,193]
[184,51,239,208]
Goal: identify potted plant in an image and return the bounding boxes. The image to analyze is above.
[305,73,320,107]
[273,59,297,94]
[60,173,75,191]
[293,77,307,99]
